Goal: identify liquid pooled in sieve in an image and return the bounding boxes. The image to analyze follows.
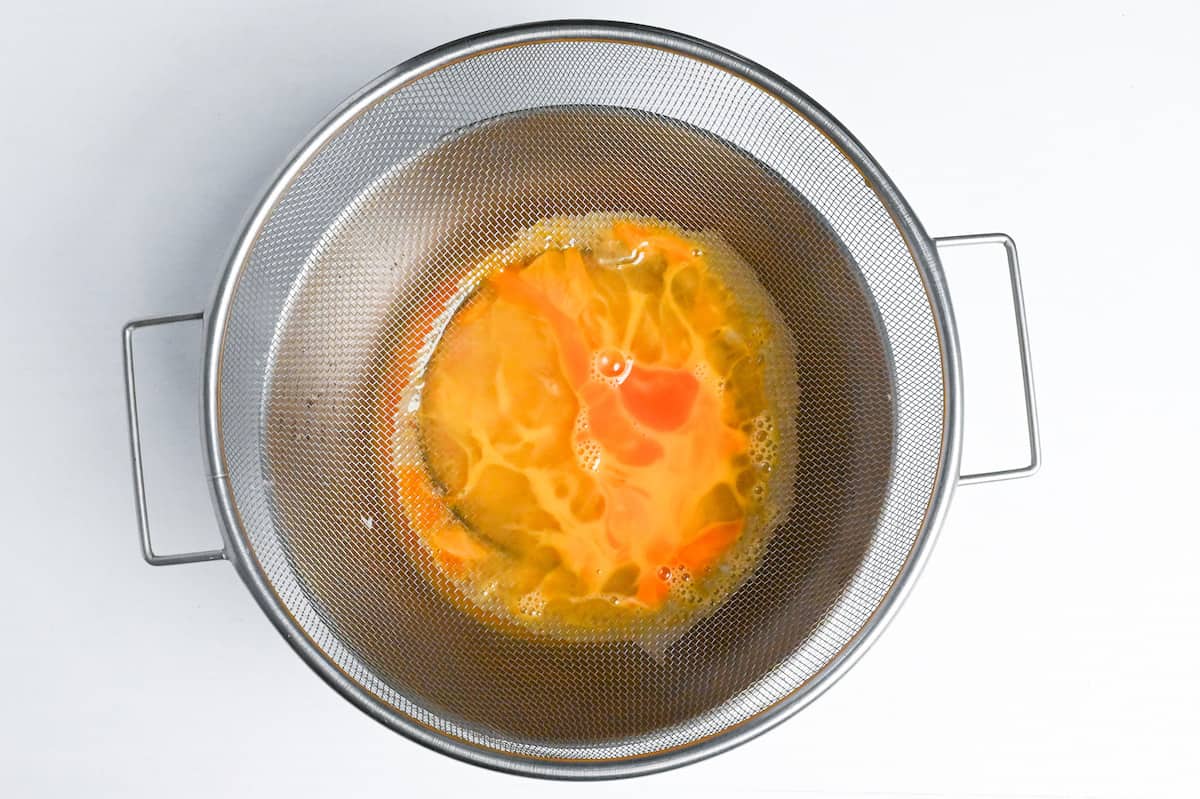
[381,214,797,647]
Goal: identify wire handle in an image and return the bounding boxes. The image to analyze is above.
[935,233,1041,484]
[123,312,225,565]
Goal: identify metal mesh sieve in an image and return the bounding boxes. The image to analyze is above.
[204,23,955,778]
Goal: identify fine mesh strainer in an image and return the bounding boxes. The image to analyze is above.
[121,21,1041,779]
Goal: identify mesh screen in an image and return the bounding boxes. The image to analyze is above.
[214,36,945,764]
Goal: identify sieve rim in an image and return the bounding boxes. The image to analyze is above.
[199,19,963,780]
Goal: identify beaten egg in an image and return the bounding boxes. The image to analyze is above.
[379,215,795,646]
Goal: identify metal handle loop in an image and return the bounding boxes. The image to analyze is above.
[123,312,225,565]
[935,233,1042,485]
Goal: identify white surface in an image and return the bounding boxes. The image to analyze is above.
[2,1,1197,796]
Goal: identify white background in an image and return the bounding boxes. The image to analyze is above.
[2,1,1197,796]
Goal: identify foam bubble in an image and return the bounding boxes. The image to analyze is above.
[666,565,701,604]
[745,412,779,470]
[572,407,592,439]
[517,591,546,618]
[571,408,603,470]
[692,360,731,400]
[574,438,602,472]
